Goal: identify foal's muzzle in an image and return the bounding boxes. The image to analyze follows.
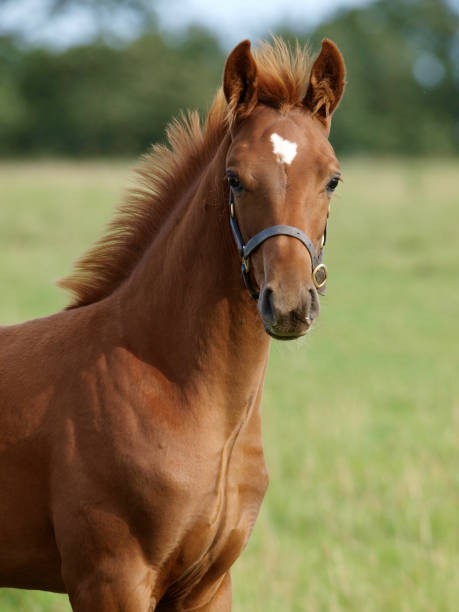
[259,285,320,340]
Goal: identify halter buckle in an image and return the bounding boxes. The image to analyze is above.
[312,263,328,290]
[242,257,250,273]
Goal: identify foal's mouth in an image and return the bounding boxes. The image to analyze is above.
[263,321,312,341]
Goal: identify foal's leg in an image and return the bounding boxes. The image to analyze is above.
[64,558,157,612]
[54,498,159,611]
[159,573,232,612]
[193,573,231,612]
[57,525,157,611]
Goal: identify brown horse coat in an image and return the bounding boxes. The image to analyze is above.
[0,38,345,610]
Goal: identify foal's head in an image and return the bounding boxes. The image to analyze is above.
[224,39,345,340]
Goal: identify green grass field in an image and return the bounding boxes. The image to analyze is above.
[0,158,458,611]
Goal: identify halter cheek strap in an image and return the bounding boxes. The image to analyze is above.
[229,187,328,301]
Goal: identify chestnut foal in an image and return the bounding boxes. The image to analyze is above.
[0,38,345,610]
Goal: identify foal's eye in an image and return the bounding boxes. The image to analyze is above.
[326,177,340,192]
[226,171,243,191]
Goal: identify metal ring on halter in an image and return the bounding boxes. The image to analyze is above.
[312,263,328,289]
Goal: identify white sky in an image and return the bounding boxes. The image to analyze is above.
[0,0,375,49]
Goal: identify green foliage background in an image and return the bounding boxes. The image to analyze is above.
[0,0,457,157]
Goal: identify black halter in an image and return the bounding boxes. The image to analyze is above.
[229,186,328,301]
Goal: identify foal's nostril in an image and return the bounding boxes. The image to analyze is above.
[260,288,276,325]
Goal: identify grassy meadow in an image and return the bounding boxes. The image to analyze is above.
[0,158,458,611]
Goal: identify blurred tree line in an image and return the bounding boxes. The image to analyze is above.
[0,0,457,156]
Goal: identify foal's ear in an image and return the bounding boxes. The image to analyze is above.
[303,39,345,130]
[223,40,258,119]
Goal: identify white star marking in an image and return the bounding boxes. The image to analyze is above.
[270,133,297,165]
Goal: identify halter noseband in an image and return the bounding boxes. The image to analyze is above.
[229,186,328,301]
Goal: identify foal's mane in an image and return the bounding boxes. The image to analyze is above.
[59,38,312,309]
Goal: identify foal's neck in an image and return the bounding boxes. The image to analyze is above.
[117,135,270,414]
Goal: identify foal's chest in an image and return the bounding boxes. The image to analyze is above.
[159,401,269,600]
